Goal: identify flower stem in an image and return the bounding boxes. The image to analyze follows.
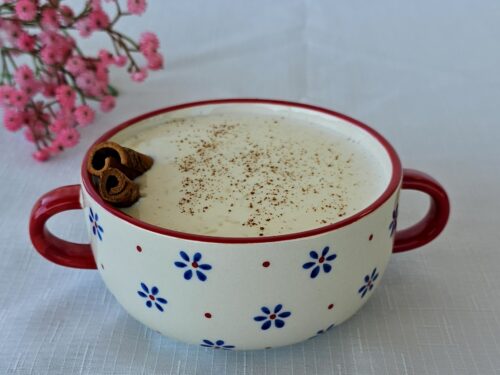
[5,50,18,70]
[110,0,122,27]
[0,50,13,84]
[61,29,85,57]
[65,71,87,105]
[108,32,140,71]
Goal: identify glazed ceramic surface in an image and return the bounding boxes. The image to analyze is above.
[30,99,449,350]
[82,187,397,350]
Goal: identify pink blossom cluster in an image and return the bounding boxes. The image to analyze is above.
[0,0,162,161]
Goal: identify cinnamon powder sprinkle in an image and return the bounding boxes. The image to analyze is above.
[119,112,386,237]
[174,119,354,232]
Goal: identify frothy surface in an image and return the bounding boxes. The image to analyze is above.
[119,113,387,237]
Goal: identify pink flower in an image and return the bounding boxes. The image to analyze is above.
[24,121,46,143]
[39,31,57,45]
[91,0,102,10]
[50,108,75,132]
[1,19,17,33]
[76,71,97,93]
[55,85,76,107]
[95,63,109,82]
[98,81,111,98]
[24,128,35,143]
[0,85,15,107]
[32,149,50,162]
[10,90,29,109]
[41,82,57,97]
[16,32,36,51]
[55,128,80,148]
[15,0,37,21]
[63,108,75,123]
[146,52,164,70]
[48,139,64,155]
[22,81,40,98]
[75,19,93,38]
[139,32,159,53]
[98,49,114,66]
[65,56,86,75]
[2,0,162,160]
[85,80,106,98]
[88,9,110,30]
[131,68,148,82]
[58,5,74,26]
[100,95,115,112]
[14,65,35,88]
[7,30,21,45]
[56,38,75,63]
[127,0,147,15]
[74,105,95,126]
[40,45,59,65]
[114,55,127,67]
[3,110,24,132]
[41,8,60,30]
[39,32,73,64]
[23,108,38,127]
[49,117,69,133]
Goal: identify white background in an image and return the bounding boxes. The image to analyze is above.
[1,1,500,374]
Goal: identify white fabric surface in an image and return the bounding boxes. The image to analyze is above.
[2,0,500,373]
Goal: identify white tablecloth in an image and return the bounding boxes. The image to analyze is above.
[2,1,500,374]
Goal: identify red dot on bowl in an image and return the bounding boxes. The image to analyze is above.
[262,261,270,268]
[136,245,142,252]
[369,234,374,241]
[204,312,212,319]
[328,303,334,310]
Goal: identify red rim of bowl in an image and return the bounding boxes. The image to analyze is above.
[81,98,402,243]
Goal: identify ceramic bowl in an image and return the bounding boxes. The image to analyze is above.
[29,99,449,350]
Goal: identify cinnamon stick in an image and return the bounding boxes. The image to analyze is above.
[98,167,141,207]
[87,141,154,179]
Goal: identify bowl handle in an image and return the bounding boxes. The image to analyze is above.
[29,185,96,269]
[393,169,450,253]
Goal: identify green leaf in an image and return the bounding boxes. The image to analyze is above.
[107,84,119,97]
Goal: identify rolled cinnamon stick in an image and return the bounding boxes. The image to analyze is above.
[98,167,141,207]
[87,141,154,179]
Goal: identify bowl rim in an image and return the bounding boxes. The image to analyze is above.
[81,98,402,243]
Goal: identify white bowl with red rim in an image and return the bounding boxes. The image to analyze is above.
[29,99,450,350]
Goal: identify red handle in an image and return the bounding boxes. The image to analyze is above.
[29,185,96,269]
[393,169,450,253]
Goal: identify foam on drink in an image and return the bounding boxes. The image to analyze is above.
[119,113,388,237]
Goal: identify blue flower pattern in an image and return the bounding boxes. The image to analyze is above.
[174,251,212,281]
[389,203,398,237]
[200,339,235,350]
[88,207,103,241]
[254,304,291,330]
[358,268,379,298]
[303,246,337,278]
[128,237,381,337]
[137,283,168,311]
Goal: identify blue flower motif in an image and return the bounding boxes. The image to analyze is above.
[389,203,398,237]
[88,207,103,241]
[137,283,168,312]
[254,304,291,330]
[174,251,212,281]
[358,268,379,298]
[200,339,235,350]
[302,246,337,279]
